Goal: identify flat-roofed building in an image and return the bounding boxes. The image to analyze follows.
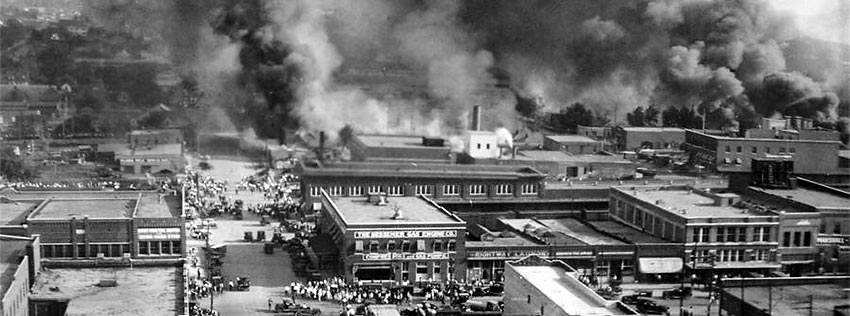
[0,234,41,316]
[297,161,546,212]
[6,191,185,262]
[613,127,686,152]
[610,186,785,277]
[720,276,850,316]
[100,142,184,175]
[501,150,635,180]
[318,191,466,285]
[128,129,183,147]
[543,135,603,154]
[503,255,637,316]
[349,134,454,163]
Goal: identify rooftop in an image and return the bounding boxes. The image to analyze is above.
[301,161,545,179]
[0,201,38,225]
[535,219,626,245]
[616,187,773,218]
[687,129,843,144]
[355,134,449,149]
[106,143,182,157]
[30,198,135,220]
[515,151,632,164]
[750,186,850,210]
[499,219,586,245]
[135,194,180,218]
[587,221,669,243]
[327,195,464,226]
[545,135,600,143]
[129,129,182,136]
[620,127,684,132]
[725,278,850,316]
[509,257,633,315]
[30,267,179,316]
[0,235,30,298]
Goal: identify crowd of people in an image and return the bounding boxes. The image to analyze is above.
[4,180,159,191]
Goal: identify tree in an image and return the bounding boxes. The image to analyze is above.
[0,19,29,50]
[551,103,608,132]
[36,43,74,84]
[0,147,40,181]
[645,106,661,127]
[662,107,702,128]
[626,107,646,127]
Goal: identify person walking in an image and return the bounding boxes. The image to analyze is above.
[268,298,273,310]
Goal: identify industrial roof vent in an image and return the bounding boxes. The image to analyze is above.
[367,194,388,205]
[391,204,404,220]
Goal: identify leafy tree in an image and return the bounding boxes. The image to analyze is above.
[645,106,661,126]
[662,107,703,128]
[551,103,608,132]
[36,43,74,84]
[0,18,29,50]
[0,147,40,181]
[627,106,646,127]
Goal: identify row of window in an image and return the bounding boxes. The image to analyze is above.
[725,145,796,155]
[42,243,132,258]
[400,261,453,282]
[311,183,538,197]
[692,249,771,263]
[782,231,813,248]
[354,239,456,253]
[138,240,182,256]
[692,227,772,243]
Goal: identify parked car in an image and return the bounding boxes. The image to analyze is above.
[636,299,669,315]
[662,287,692,299]
[620,294,642,305]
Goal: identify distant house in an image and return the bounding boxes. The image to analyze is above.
[0,84,69,138]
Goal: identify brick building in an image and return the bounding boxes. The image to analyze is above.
[0,234,41,316]
[613,127,685,152]
[348,134,453,163]
[296,161,546,212]
[317,191,466,285]
[10,192,184,261]
[543,135,603,154]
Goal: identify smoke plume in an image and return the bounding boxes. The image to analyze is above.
[83,0,847,140]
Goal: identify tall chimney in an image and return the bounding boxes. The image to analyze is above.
[318,131,326,161]
[471,105,481,131]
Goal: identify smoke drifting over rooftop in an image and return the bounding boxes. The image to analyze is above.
[85,0,848,140]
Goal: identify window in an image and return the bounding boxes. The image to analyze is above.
[402,262,410,281]
[433,262,441,278]
[355,241,364,253]
[495,184,513,195]
[521,184,538,195]
[369,241,380,253]
[387,241,397,252]
[765,147,771,154]
[736,146,742,153]
[171,241,182,254]
[309,186,321,197]
[693,227,708,243]
[754,227,770,242]
[368,185,383,194]
[469,184,486,196]
[803,231,812,246]
[725,145,731,153]
[415,185,432,196]
[433,240,443,252]
[753,249,767,261]
[726,227,737,242]
[139,241,149,255]
[328,185,344,196]
[349,186,364,196]
[716,228,725,242]
[783,232,791,247]
[401,241,411,252]
[443,184,460,196]
[738,227,746,242]
[447,240,456,251]
[793,231,802,247]
[834,223,842,234]
[789,147,795,154]
[416,240,426,252]
[751,147,757,154]
[486,144,490,149]
[477,143,481,149]
[387,185,403,196]
[779,147,786,154]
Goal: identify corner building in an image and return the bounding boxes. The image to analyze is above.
[318,190,466,285]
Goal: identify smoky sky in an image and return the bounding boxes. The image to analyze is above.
[83,0,848,139]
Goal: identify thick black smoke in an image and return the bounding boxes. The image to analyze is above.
[84,0,848,140]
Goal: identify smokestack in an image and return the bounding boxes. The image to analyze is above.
[471,105,481,131]
[318,131,326,161]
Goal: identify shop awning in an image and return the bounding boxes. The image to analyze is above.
[781,260,815,265]
[638,257,683,274]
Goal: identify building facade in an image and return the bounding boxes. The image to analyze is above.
[297,161,546,212]
[349,134,454,163]
[543,135,603,154]
[0,234,40,316]
[613,127,685,152]
[318,192,466,285]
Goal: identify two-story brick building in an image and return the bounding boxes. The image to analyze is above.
[11,192,184,262]
[297,161,547,212]
[318,191,466,285]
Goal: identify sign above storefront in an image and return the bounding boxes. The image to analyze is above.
[467,250,549,260]
[355,230,457,239]
[638,257,683,274]
[362,252,449,261]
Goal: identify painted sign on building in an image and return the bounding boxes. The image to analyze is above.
[354,230,457,239]
[138,227,181,240]
[467,250,549,260]
[362,252,450,261]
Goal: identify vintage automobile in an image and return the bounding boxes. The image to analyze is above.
[662,287,693,299]
[635,298,669,315]
[274,298,321,315]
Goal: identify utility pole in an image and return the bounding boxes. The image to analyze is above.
[206,223,213,311]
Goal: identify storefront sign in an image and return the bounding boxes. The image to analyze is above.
[138,227,181,240]
[362,252,449,261]
[467,250,549,260]
[554,251,594,258]
[354,230,457,239]
[638,257,683,274]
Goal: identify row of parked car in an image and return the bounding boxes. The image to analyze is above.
[619,287,692,315]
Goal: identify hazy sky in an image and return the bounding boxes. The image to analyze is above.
[770,0,849,44]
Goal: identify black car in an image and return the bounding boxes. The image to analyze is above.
[620,294,641,305]
[662,287,692,299]
[636,299,669,315]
